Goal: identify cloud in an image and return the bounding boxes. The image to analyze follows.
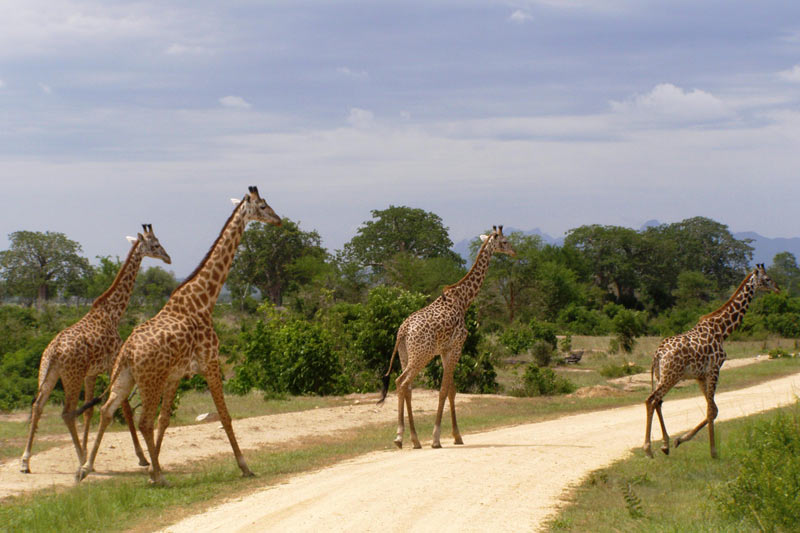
[508,10,533,23]
[38,82,52,94]
[219,95,251,109]
[336,66,369,80]
[347,107,374,128]
[610,83,732,124]
[778,65,800,82]
[164,43,209,56]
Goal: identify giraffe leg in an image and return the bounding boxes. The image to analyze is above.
[675,378,710,450]
[137,384,166,486]
[80,374,97,461]
[448,382,463,445]
[77,367,134,482]
[432,356,455,449]
[154,378,181,457]
[405,387,421,449]
[205,360,254,477]
[20,368,59,473]
[705,376,720,458]
[393,366,415,449]
[655,400,670,455]
[121,399,149,466]
[643,392,656,458]
[61,377,87,468]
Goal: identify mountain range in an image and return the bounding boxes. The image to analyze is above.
[452,223,800,266]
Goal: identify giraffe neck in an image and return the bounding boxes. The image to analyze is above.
[91,241,145,324]
[698,273,756,339]
[446,238,496,310]
[168,203,247,316]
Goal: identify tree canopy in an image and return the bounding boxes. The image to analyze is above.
[0,231,91,306]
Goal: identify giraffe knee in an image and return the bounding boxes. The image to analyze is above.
[708,404,718,420]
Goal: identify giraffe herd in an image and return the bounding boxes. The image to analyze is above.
[18,186,780,488]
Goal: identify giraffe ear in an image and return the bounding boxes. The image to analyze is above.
[126,235,137,243]
[230,198,242,206]
[480,234,489,243]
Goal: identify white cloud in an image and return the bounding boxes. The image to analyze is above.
[347,107,374,128]
[164,43,209,56]
[778,65,800,82]
[38,82,52,94]
[508,10,533,23]
[336,66,369,80]
[610,83,732,124]
[219,95,251,109]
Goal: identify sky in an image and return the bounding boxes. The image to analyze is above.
[1,0,800,277]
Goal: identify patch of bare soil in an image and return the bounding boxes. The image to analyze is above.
[0,390,482,500]
[570,385,624,398]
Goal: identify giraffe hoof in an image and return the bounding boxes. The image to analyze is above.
[661,445,670,455]
[643,447,654,459]
[75,467,89,482]
[431,442,442,449]
[21,467,31,474]
[393,439,403,449]
[242,468,255,478]
[412,441,422,449]
[454,437,464,445]
[139,458,150,467]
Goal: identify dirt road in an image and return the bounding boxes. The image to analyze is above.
[160,371,800,533]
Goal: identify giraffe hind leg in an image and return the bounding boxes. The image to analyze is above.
[405,387,421,449]
[655,400,670,454]
[20,368,60,473]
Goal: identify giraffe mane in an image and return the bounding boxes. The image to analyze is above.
[172,196,245,295]
[443,232,493,294]
[91,238,140,309]
[698,271,754,322]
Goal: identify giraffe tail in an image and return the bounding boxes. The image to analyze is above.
[377,333,402,405]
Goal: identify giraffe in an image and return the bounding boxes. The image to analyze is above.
[377,226,515,449]
[643,264,779,459]
[20,224,171,473]
[77,186,280,485]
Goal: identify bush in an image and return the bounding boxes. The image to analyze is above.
[600,361,644,378]
[531,340,554,367]
[611,309,647,353]
[716,405,800,531]
[229,307,343,396]
[514,363,575,396]
[499,325,534,355]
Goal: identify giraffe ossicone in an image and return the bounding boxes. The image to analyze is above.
[378,225,515,449]
[643,264,779,459]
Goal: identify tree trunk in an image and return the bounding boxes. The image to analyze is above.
[36,284,48,309]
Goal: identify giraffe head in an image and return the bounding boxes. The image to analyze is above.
[134,223,172,264]
[234,186,281,226]
[480,225,516,257]
[753,263,780,293]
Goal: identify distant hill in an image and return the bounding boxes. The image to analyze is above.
[451,224,800,266]
[733,232,800,265]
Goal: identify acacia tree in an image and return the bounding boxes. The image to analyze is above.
[340,205,464,293]
[227,219,327,307]
[0,231,91,306]
[768,252,800,297]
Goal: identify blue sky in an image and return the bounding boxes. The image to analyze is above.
[2,0,800,276]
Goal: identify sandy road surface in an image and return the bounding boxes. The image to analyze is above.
[161,371,800,533]
[0,391,480,500]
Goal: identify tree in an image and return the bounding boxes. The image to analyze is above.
[86,256,122,300]
[672,271,714,308]
[227,219,327,307]
[768,252,800,297]
[341,206,464,287]
[0,231,91,306]
[132,266,178,309]
[563,225,641,308]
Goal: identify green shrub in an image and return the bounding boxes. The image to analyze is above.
[599,362,644,378]
[499,325,534,355]
[229,307,343,396]
[768,347,791,359]
[514,363,575,396]
[716,405,800,532]
[559,334,572,353]
[531,340,554,367]
[611,309,646,353]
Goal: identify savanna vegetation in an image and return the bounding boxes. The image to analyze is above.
[2,208,800,413]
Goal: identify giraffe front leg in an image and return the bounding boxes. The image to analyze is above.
[448,382,463,445]
[432,359,454,449]
[655,400,670,455]
[80,374,97,461]
[121,399,149,466]
[205,360,254,477]
[643,394,655,458]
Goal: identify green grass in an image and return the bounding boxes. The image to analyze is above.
[547,402,800,532]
